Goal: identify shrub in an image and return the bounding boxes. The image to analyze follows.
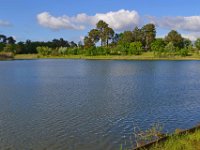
[179,48,189,57]
[128,42,143,55]
[36,46,52,56]
[0,52,14,59]
[58,47,68,55]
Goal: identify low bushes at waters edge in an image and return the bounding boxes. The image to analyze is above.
[0,52,14,60]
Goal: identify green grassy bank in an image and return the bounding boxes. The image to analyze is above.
[14,52,200,61]
[150,129,200,150]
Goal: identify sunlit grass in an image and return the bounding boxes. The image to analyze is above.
[14,52,200,60]
[150,130,200,150]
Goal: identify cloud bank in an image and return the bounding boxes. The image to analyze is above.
[37,10,200,40]
[37,9,140,31]
[149,16,200,32]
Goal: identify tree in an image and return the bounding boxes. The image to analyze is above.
[6,36,16,44]
[165,30,183,49]
[52,38,70,48]
[96,20,114,46]
[119,31,134,45]
[195,38,200,50]
[164,42,176,56]
[129,42,143,55]
[151,38,166,56]
[96,20,108,46]
[0,34,7,43]
[183,38,192,48]
[78,41,83,48]
[0,43,5,52]
[84,36,94,48]
[88,29,100,44]
[179,48,189,57]
[142,24,156,50]
[69,41,77,48]
[104,27,114,47]
[3,44,21,54]
[133,27,143,42]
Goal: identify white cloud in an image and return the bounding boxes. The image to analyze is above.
[149,16,200,32]
[0,20,11,27]
[37,9,140,31]
[94,9,140,30]
[182,33,200,41]
[37,12,85,30]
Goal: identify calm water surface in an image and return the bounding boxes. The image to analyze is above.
[0,59,200,150]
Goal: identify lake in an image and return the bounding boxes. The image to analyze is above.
[0,59,200,150]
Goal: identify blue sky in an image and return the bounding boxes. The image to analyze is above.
[1,0,200,42]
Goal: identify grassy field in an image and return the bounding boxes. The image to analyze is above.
[14,52,200,60]
[150,129,200,150]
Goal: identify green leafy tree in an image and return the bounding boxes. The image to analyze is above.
[96,20,108,46]
[165,30,183,49]
[195,38,200,50]
[88,29,100,44]
[96,20,114,47]
[179,48,189,57]
[112,33,121,45]
[0,43,5,52]
[142,24,156,50]
[6,36,16,44]
[133,27,143,42]
[104,27,114,47]
[84,36,94,49]
[164,42,176,56]
[118,31,134,54]
[3,44,15,53]
[52,38,70,48]
[151,38,166,56]
[183,38,192,48]
[69,41,77,48]
[129,42,143,55]
[118,31,133,45]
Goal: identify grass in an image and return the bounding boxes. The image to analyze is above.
[13,52,200,61]
[14,54,38,60]
[150,129,200,150]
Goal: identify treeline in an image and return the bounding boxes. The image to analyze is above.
[1,20,200,57]
[0,35,80,54]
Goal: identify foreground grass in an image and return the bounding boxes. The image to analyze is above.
[14,52,200,60]
[150,130,200,150]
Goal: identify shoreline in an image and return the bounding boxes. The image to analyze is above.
[134,124,200,150]
[13,54,200,61]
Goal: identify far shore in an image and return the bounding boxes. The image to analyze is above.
[13,53,200,61]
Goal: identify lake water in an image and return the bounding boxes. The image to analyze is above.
[0,59,200,150]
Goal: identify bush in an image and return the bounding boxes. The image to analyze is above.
[68,48,79,55]
[36,46,52,56]
[128,42,143,55]
[85,47,97,56]
[179,48,189,57]
[110,45,123,55]
[3,44,21,54]
[58,47,68,55]
[95,47,107,55]
[164,42,176,56]
[0,52,14,59]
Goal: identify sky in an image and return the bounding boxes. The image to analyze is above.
[1,0,200,42]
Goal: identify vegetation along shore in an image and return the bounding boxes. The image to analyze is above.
[1,20,200,60]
